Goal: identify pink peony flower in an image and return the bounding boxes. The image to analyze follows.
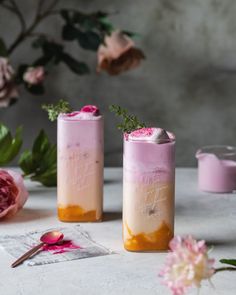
[97,30,145,75]
[0,57,18,108]
[159,236,215,295]
[23,66,45,85]
[0,170,28,219]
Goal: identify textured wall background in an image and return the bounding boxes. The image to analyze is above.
[1,0,236,166]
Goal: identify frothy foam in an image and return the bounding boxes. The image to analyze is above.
[59,105,101,121]
[128,127,174,144]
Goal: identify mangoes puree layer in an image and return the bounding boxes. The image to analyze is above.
[58,205,101,222]
[124,221,173,251]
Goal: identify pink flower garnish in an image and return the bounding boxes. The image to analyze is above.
[66,111,81,117]
[159,236,215,295]
[0,170,28,219]
[80,105,99,116]
[23,66,45,85]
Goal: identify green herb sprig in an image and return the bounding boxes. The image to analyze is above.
[42,99,72,122]
[19,130,57,187]
[109,104,146,133]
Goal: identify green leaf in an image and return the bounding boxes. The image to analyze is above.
[32,37,64,66]
[60,9,71,23]
[26,83,45,95]
[76,30,101,51]
[99,18,114,34]
[62,24,78,41]
[122,30,140,38]
[220,259,236,267]
[61,53,90,74]
[42,99,72,122]
[109,104,146,133]
[0,38,8,57]
[0,123,23,165]
[15,64,28,84]
[19,130,57,187]
[18,150,34,175]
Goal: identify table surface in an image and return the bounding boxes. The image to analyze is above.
[1,168,236,295]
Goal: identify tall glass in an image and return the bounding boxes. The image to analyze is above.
[123,133,175,251]
[57,111,103,222]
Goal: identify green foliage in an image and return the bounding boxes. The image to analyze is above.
[19,130,57,187]
[220,259,236,267]
[32,37,90,75]
[42,99,72,122]
[109,104,146,133]
[0,123,22,165]
[61,53,90,74]
[0,38,8,57]
[60,9,113,51]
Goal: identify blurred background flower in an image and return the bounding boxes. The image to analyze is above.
[23,66,45,85]
[97,30,145,75]
[0,57,18,107]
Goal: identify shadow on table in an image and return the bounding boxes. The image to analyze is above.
[104,179,122,185]
[0,208,54,224]
[204,238,236,248]
[103,211,122,221]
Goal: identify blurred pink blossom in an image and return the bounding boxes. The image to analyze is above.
[97,30,145,75]
[0,57,18,107]
[23,66,45,85]
[159,235,215,295]
[0,170,28,219]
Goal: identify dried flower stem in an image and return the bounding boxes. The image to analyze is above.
[0,0,60,55]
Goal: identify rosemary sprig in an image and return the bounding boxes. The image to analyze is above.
[109,104,146,133]
[42,99,72,121]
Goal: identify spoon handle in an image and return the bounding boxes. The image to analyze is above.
[11,242,44,268]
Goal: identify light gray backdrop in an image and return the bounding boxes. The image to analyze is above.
[0,0,236,167]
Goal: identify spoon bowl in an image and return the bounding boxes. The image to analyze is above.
[40,231,64,245]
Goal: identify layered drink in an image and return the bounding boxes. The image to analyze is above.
[57,105,103,222]
[123,127,175,251]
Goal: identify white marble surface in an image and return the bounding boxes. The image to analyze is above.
[1,168,236,295]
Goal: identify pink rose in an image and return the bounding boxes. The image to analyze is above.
[23,66,45,85]
[0,170,28,219]
[97,30,145,75]
[159,236,215,295]
[0,57,18,108]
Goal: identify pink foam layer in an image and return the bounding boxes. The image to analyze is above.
[57,116,103,150]
[123,139,175,183]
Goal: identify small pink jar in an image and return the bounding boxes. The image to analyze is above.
[196,145,236,193]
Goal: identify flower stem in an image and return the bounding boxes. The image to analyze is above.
[7,0,60,55]
[214,267,236,273]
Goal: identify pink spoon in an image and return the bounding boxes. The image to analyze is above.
[11,231,64,268]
